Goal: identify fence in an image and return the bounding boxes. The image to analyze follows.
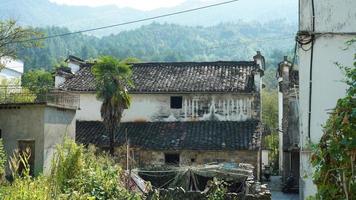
[0,86,80,109]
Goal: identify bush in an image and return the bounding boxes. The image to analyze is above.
[0,139,141,200]
[310,51,356,199]
[0,139,6,178]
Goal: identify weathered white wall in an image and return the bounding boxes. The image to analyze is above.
[77,93,102,121]
[0,105,45,176]
[43,106,76,175]
[54,76,66,88]
[68,62,80,74]
[0,68,22,80]
[299,0,356,198]
[76,93,257,122]
[261,150,269,168]
[278,80,283,174]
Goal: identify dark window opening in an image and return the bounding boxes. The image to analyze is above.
[191,158,196,163]
[170,96,182,109]
[165,153,180,165]
[0,129,2,139]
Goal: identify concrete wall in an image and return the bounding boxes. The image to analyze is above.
[43,106,76,174]
[0,104,45,176]
[0,104,76,176]
[77,93,258,122]
[299,0,356,198]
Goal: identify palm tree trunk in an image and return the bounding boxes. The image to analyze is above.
[109,127,115,155]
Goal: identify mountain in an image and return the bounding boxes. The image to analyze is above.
[1,0,298,36]
[17,21,296,72]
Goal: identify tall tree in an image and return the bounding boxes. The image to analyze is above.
[22,69,53,95]
[92,56,132,154]
[0,20,41,69]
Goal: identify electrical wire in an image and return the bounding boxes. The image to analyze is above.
[10,0,240,44]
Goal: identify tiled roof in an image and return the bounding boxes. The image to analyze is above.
[76,120,261,151]
[59,61,259,93]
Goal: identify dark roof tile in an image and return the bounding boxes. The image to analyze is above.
[76,120,260,151]
[59,61,259,93]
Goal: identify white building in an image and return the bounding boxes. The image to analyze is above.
[56,53,265,178]
[0,58,24,83]
[298,0,356,198]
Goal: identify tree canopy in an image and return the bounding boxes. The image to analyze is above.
[0,20,41,69]
[92,56,132,154]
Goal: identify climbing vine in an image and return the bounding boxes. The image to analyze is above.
[310,45,356,200]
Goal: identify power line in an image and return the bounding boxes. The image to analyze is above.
[11,0,240,44]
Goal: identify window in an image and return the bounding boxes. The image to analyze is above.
[0,129,2,139]
[164,153,180,165]
[170,96,182,109]
[18,140,35,176]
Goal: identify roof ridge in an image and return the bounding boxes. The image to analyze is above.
[131,61,256,66]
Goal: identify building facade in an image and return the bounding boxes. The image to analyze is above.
[277,56,299,191]
[0,58,24,84]
[57,53,265,178]
[298,0,356,198]
[0,90,79,176]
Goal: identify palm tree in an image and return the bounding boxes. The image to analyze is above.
[92,56,132,155]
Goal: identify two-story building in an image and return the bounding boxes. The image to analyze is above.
[56,53,265,178]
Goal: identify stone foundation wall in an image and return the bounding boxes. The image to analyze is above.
[134,150,258,170]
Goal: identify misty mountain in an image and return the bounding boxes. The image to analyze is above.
[1,0,297,36]
[17,21,296,72]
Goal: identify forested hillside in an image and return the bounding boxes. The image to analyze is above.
[1,0,297,36]
[18,21,296,77]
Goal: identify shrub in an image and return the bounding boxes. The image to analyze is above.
[0,139,141,200]
[310,50,356,199]
[0,139,6,178]
[51,139,141,200]
[206,178,228,200]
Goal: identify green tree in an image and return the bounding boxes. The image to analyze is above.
[92,56,132,154]
[262,89,279,172]
[0,20,41,69]
[22,69,53,94]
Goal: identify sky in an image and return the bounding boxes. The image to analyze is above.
[49,0,214,11]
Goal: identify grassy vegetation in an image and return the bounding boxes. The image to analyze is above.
[0,139,141,200]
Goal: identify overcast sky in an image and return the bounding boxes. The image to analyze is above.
[49,0,215,11]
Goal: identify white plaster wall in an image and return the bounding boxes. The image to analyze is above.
[261,150,269,168]
[299,0,356,198]
[0,68,22,80]
[278,88,283,174]
[300,0,356,33]
[43,107,76,175]
[76,93,257,122]
[0,105,45,176]
[77,93,102,121]
[68,62,80,74]
[55,76,65,88]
